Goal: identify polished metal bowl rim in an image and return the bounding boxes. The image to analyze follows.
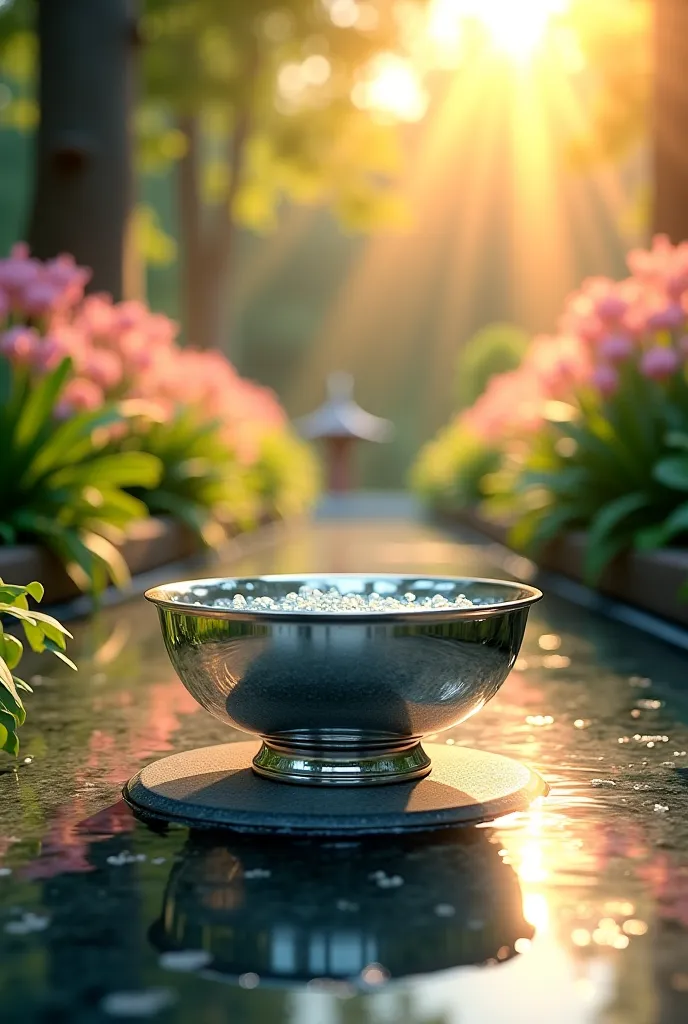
[145,572,543,624]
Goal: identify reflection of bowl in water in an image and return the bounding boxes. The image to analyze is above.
[148,829,534,986]
[146,574,542,786]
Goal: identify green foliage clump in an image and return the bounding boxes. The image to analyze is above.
[491,367,688,584]
[249,430,321,520]
[456,323,529,411]
[410,422,501,511]
[0,578,73,756]
[124,409,263,544]
[0,358,162,594]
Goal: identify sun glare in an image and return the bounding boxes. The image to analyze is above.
[427,0,568,64]
[353,52,428,122]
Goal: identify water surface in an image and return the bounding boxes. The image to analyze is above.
[1,518,688,1023]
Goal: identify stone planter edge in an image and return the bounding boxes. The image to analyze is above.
[443,507,688,628]
[1,516,205,605]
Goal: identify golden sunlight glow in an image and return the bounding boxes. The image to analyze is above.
[427,0,568,64]
[352,53,428,122]
[523,891,550,932]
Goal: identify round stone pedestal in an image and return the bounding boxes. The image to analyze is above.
[124,741,547,834]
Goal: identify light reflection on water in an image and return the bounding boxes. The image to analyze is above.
[1,520,688,1023]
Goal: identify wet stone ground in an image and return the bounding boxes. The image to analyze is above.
[1,515,688,1023]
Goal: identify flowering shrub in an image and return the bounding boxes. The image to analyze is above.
[0,243,287,459]
[413,236,688,582]
[0,243,318,589]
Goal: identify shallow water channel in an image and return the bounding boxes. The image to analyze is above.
[1,516,688,1024]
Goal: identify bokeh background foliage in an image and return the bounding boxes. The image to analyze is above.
[0,0,655,486]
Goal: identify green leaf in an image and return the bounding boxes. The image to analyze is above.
[588,492,648,544]
[83,489,149,525]
[83,530,131,589]
[0,355,11,407]
[0,584,29,601]
[665,431,688,452]
[44,638,77,671]
[25,581,44,602]
[1,634,23,670]
[13,677,33,694]
[0,522,17,544]
[14,358,71,451]
[22,610,72,638]
[527,506,580,551]
[584,533,630,585]
[23,405,125,484]
[584,492,649,583]
[50,451,162,491]
[0,657,22,706]
[0,687,25,726]
[0,710,19,756]
[7,510,66,541]
[46,531,97,593]
[635,500,688,550]
[21,618,46,654]
[0,603,37,625]
[653,456,688,491]
[146,489,214,544]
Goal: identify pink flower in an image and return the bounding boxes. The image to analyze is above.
[115,300,148,332]
[524,333,593,397]
[55,377,104,418]
[640,346,679,380]
[627,234,675,280]
[0,254,41,294]
[81,348,122,391]
[647,303,685,331]
[118,328,153,372]
[0,243,291,449]
[44,253,89,288]
[461,368,546,442]
[666,271,688,300]
[11,242,30,260]
[0,326,40,366]
[33,333,73,372]
[598,333,634,363]
[19,280,64,318]
[595,294,628,323]
[77,294,117,337]
[591,364,619,397]
[147,313,178,347]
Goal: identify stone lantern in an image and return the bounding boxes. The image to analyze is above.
[296,372,393,493]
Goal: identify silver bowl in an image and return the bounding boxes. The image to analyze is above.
[145,573,542,787]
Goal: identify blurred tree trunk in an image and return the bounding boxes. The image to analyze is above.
[653,0,688,241]
[178,114,227,349]
[177,39,253,353]
[28,0,135,298]
[177,112,250,351]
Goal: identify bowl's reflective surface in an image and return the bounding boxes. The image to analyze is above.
[145,574,542,785]
[150,829,533,985]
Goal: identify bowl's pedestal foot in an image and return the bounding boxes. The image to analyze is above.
[124,742,548,834]
[252,737,432,786]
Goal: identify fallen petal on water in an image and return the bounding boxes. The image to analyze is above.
[101,990,177,1018]
[159,950,212,972]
